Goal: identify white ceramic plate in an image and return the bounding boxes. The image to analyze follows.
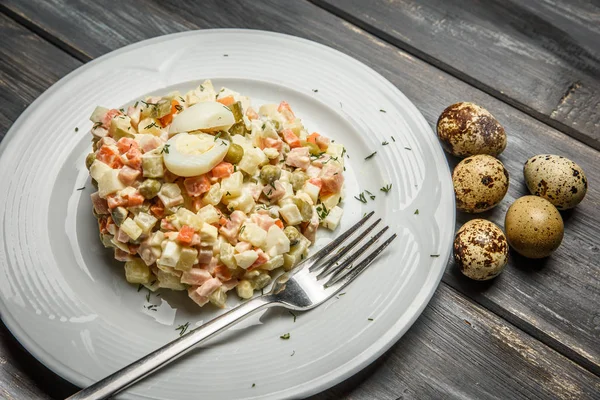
[0,30,454,399]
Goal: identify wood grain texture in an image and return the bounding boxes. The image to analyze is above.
[311,0,600,151]
[1,0,598,376]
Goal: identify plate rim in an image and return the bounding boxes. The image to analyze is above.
[0,28,455,399]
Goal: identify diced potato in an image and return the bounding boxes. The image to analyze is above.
[236,279,254,299]
[263,147,279,160]
[176,208,203,231]
[176,247,198,271]
[303,181,321,204]
[326,143,345,164]
[90,106,109,123]
[157,269,186,291]
[261,254,284,271]
[158,183,184,208]
[197,204,220,224]
[209,286,228,308]
[234,250,258,269]
[279,203,303,225]
[186,80,217,105]
[279,181,294,199]
[138,117,163,135]
[89,159,112,181]
[322,206,343,230]
[124,258,151,284]
[320,192,342,211]
[110,115,134,140]
[98,169,126,198]
[226,192,255,214]
[158,240,182,267]
[283,118,304,136]
[221,171,243,197]
[265,225,290,256]
[200,223,218,243]
[239,223,267,247]
[120,217,143,240]
[219,242,237,269]
[134,212,158,234]
[201,182,223,206]
[143,279,160,292]
[149,231,165,247]
[238,148,268,176]
[142,153,165,178]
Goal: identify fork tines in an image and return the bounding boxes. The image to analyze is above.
[307,211,397,288]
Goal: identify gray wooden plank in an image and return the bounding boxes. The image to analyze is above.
[1,0,598,376]
[311,0,600,151]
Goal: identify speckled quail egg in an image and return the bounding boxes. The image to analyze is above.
[523,154,588,210]
[437,102,507,157]
[454,219,509,280]
[453,155,509,213]
[505,196,564,259]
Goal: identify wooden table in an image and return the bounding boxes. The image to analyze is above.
[0,1,598,398]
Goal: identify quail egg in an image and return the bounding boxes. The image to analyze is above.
[504,196,564,258]
[437,102,507,157]
[523,154,588,210]
[454,219,509,280]
[453,155,509,213]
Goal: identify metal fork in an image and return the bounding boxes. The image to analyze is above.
[68,211,395,400]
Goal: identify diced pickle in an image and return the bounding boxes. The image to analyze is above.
[228,101,244,123]
[111,207,128,227]
[228,121,247,136]
[138,179,162,199]
[85,153,96,170]
[259,165,281,184]
[290,171,308,192]
[141,99,171,119]
[271,120,281,131]
[283,226,301,246]
[224,143,244,164]
[293,198,313,222]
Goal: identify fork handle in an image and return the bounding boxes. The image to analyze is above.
[67,295,276,400]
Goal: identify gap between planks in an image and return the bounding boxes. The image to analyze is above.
[308,0,599,152]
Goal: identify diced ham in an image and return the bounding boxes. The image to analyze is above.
[116,137,138,154]
[277,101,295,122]
[190,233,202,247]
[315,135,330,150]
[211,162,234,178]
[188,286,209,307]
[262,180,285,202]
[320,163,344,194]
[235,241,252,253]
[221,278,239,292]
[246,107,259,120]
[138,135,162,153]
[127,106,141,129]
[127,244,139,255]
[219,210,245,244]
[118,165,141,186]
[98,137,117,148]
[161,219,176,231]
[311,154,332,168]
[197,278,222,297]
[107,194,128,209]
[302,209,319,243]
[116,228,131,243]
[101,109,122,129]
[138,238,158,266]
[181,268,212,286]
[91,192,110,214]
[246,182,264,201]
[197,247,213,265]
[263,137,283,151]
[251,213,276,232]
[184,175,211,197]
[285,147,310,170]
[306,165,321,178]
[114,247,132,262]
[248,249,269,270]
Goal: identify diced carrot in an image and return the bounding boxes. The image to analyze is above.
[281,129,301,148]
[217,96,235,106]
[127,191,145,207]
[274,219,284,229]
[150,198,165,218]
[307,132,320,145]
[177,225,195,246]
[124,147,142,170]
[98,216,108,234]
[116,137,138,154]
[184,175,211,197]
[106,194,128,209]
[246,107,259,120]
[96,145,122,169]
[128,244,139,255]
[214,265,232,281]
[219,217,228,226]
[211,162,234,178]
[308,177,323,189]
[277,101,295,122]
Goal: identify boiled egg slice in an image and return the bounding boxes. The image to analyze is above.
[163,132,230,177]
[169,101,235,134]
